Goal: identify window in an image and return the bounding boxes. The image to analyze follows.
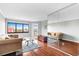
[7,22,29,33]
[7,22,16,33]
[23,24,29,33]
[16,23,23,32]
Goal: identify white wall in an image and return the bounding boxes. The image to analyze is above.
[41,20,48,36]
[58,4,79,21]
[0,12,5,35]
[48,20,79,42]
[48,4,79,42]
[48,4,79,23]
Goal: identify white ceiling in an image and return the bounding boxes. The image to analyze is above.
[0,3,72,22]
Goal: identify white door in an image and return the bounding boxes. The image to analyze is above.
[32,23,38,40]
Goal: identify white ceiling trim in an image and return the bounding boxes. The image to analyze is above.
[48,3,77,16]
[0,3,73,22]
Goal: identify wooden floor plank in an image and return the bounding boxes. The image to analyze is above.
[23,40,79,56]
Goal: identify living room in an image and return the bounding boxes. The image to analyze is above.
[0,3,79,57]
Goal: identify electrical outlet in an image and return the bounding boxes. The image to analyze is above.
[62,42,64,45]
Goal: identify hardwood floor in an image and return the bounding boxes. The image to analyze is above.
[49,40,79,56]
[23,40,72,56]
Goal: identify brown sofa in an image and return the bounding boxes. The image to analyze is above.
[48,32,63,40]
[8,34,19,38]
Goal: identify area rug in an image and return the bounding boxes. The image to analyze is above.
[22,43,40,53]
